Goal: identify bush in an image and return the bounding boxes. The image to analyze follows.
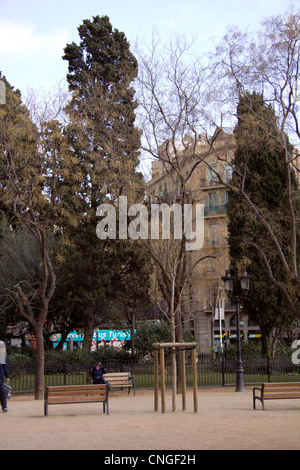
[221,339,296,359]
[7,344,137,366]
[7,346,35,364]
[90,346,139,364]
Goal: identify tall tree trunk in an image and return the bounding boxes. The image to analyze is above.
[56,331,70,351]
[130,311,136,355]
[82,312,94,352]
[35,323,45,400]
[175,308,184,394]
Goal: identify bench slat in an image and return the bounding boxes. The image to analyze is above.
[48,389,107,397]
[265,386,300,391]
[47,385,104,392]
[106,377,131,380]
[108,382,132,386]
[264,393,300,399]
[264,383,300,390]
[105,375,131,378]
[105,373,130,377]
[48,396,106,404]
[108,378,131,381]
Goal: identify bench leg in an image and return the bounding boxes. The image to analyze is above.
[253,387,264,410]
[253,395,264,410]
[44,389,48,416]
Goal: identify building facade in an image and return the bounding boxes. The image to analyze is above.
[147,129,260,353]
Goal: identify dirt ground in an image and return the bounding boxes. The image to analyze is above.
[1,387,300,451]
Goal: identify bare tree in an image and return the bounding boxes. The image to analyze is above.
[209,9,300,318]
[135,34,226,395]
[24,80,70,128]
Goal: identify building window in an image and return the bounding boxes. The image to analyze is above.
[207,193,218,208]
[224,191,229,206]
[189,317,195,335]
[209,222,222,246]
[207,165,218,185]
[225,163,233,183]
[230,315,244,327]
[213,320,225,328]
[248,315,259,327]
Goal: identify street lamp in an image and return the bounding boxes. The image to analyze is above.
[222,270,251,392]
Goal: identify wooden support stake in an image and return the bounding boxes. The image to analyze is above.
[152,342,198,414]
[192,348,198,413]
[172,347,176,412]
[181,349,186,411]
[154,347,159,412]
[160,347,166,413]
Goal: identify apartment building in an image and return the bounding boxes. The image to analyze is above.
[146,128,260,353]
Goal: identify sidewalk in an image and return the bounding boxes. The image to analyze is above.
[1,387,299,450]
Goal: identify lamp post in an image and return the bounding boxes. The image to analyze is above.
[222,270,251,392]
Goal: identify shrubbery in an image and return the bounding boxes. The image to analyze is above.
[7,345,138,365]
[215,340,295,359]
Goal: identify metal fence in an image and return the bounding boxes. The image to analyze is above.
[7,355,300,395]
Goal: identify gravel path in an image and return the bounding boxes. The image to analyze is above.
[1,387,299,450]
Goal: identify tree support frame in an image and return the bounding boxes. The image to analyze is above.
[152,342,198,413]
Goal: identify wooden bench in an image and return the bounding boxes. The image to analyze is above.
[253,382,300,410]
[104,372,136,395]
[44,384,109,416]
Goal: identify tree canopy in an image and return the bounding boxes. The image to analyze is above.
[227,92,298,355]
[0,16,152,396]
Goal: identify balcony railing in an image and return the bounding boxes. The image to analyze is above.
[204,204,227,216]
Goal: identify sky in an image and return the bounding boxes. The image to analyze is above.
[0,0,296,99]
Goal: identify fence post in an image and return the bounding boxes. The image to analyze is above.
[63,364,67,386]
[221,355,225,387]
[267,356,271,383]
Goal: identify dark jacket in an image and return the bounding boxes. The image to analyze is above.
[90,365,107,382]
[0,364,9,380]
[90,365,107,377]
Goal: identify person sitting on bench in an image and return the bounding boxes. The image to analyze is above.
[90,362,110,387]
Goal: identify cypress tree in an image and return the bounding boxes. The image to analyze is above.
[62,16,148,350]
[227,92,296,355]
[63,15,144,211]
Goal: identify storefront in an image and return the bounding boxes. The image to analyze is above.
[50,329,132,350]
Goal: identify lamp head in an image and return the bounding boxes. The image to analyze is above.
[222,270,234,294]
[240,270,251,293]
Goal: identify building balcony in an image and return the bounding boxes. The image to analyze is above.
[204,204,227,217]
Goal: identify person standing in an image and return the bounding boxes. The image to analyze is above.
[0,340,9,412]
